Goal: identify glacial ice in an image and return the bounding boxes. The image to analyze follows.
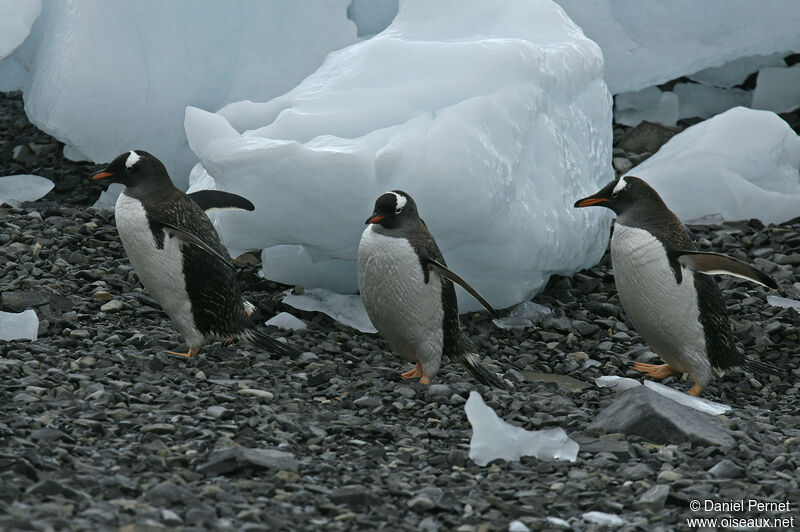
[582,512,625,528]
[0,174,53,206]
[767,295,800,312]
[688,53,787,88]
[629,107,800,224]
[594,376,732,416]
[186,0,613,312]
[5,1,359,188]
[0,310,39,341]
[556,1,800,94]
[493,302,553,330]
[264,312,307,331]
[673,83,751,121]
[465,391,579,466]
[281,289,377,334]
[0,0,40,60]
[752,65,800,114]
[614,88,678,127]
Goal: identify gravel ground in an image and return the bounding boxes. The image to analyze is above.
[2,90,800,531]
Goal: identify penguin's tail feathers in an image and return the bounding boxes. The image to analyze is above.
[460,352,512,390]
[241,327,302,358]
[742,356,782,378]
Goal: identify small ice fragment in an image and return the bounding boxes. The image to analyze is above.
[545,517,570,529]
[493,301,552,330]
[0,309,39,341]
[264,312,307,331]
[508,520,530,532]
[752,65,800,114]
[282,288,377,333]
[92,183,124,210]
[582,511,625,528]
[594,375,641,392]
[465,391,578,466]
[767,295,800,311]
[0,175,54,206]
[643,381,731,415]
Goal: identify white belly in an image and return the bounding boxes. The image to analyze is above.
[115,193,203,347]
[357,226,444,376]
[610,224,711,383]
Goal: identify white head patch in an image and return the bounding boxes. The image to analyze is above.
[125,151,142,169]
[612,176,627,194]
[391,191,407,212]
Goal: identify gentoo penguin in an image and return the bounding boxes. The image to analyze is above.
[575,175,779,396]
[358,190,509,389]
[92,150,298,359]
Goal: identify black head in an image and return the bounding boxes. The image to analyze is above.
[365,190,419,230]
[574,176,671,222]
[92,150,172,193]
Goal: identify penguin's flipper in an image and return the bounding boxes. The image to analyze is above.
[675,251,778,289]
[423,258,498,318]
[458,352,511,390]
[187,190,255,214]
[242,327,302,357]
[742,356,782,377]
[157,221,235,270]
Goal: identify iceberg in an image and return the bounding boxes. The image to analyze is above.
[0,174,53,207]
[688,53,787,89]
[0,310,39,341]
[281,288,376,333]
[5,1,359,188]
[186,0,613,312]
[465,391,578,466]
[556,1,800,94]
[0,0,40,60]
[629,107,800,224]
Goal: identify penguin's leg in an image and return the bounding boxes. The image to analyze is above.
[631,362,681,379]
[401,363,423,379]
[687,383,705,396]
[167,346,201,358]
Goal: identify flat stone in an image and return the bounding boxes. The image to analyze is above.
[523,372,589,392]
[616,120,680,154]
[329,485,381,508]
[633,484,670,512]
[198,447,298,475]
[708,458,743,479]
[141,424,176,435]
[101,300,124,312]
[588,387,735,447]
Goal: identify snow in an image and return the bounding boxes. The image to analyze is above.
[264,312,307,331]
[186,0,613,312]
[493,302,552,330]
[629,107,800,224]
[556,1,800,94]
[767,295,800,312]
[465,391,579,466]
[594,376,732,416]
[582,511,625,528]
[752,65,800,114]
[0,310,39,341]
[0,174,53,206]
[4,1,359,188]
[281,289,377,334]
[0,0,40,60]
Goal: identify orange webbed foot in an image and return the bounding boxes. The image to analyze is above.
[167,346,201,359]
[632,362,681,380]
[401,363,422,380]
[687,383,704,396]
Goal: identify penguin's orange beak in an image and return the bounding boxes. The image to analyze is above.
[574,197,609,208]
[366,214,384,224]
[92,171,114,180]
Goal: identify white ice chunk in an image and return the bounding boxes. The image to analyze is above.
[752,65,800,114]
[630,107,800,224]
[556,1,800,94]
[63,144,89,162]
[673,83,751,120]
[0,310,39,341]
[187,0,613,312]
[545,517,571,529]
[689,53,787,88]
[465,391,578,466]
[508,520,530,532]
[0,174,53,207]
[614,88,678,127]
[347,0,398,37]
[264,312,307,331]
[0,0,40,60]
[582,512,625,528]
[594,375,641,392]
[767,295,800,311]
[493,301,552,330]
[281,288,377,333]
[594,376,732,415]
[9,1,358,188]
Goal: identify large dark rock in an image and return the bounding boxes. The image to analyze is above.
[616,120,680,154]
[588,387,735,447]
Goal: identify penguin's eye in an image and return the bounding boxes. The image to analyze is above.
[395,207,402,214]
[125,165,134,174]
[611,192,618,199]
